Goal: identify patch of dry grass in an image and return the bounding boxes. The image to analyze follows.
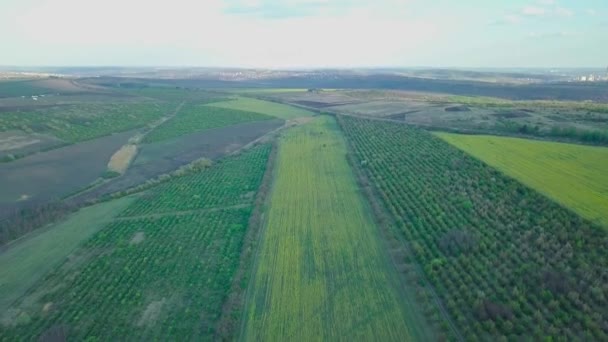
[107,144,137,174]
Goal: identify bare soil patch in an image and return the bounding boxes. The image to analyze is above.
[71,119,284,203]
[0,136,40,151]
[0,130,134,218]
[130,231,145,245]
[30,79,87,93]
[0,131,63,159]
[137,299,166,327]
[107,144,138,174]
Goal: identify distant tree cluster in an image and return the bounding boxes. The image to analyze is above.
[0,201,78,245]
[497,121,608,145]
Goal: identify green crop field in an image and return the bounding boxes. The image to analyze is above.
[3,73,608,342]
[0,103,173,143]
[339,116,608,340]
[0,144,272,340]
[436,133,608,227]
[0,197,135,313]
[242,116,427,341]
[143,104,273,143]
[120,144,271,216]
[207,97,315,119]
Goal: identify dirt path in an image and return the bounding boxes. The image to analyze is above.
[63,102,186,201]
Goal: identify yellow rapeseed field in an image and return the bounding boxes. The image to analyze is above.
[242,116,421,341]
[437,133,608,227]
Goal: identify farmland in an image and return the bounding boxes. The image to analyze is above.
[0,144,272,340]
[261,89,608,145]
[436,133,608,226]
[75,119,284,203]
[338,115,608,340]
[207,97,315,119]
[143,104,274,143]
[0,103,173,143]
[0,197,135,313]
[242,117,430,341]
[0,130,134,220]
[1,74,608,341]
[0,80,56,98]
[120,144,271,216]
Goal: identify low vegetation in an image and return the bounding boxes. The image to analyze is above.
[119,145,270,216]
[2,76,607,341]
[437,133,608,226]
[338,115,608,340]
[0,144,272,340]
[143,104,273,143]
[0,103,173,143]
[243,117,426,340]
[0,197,135,313]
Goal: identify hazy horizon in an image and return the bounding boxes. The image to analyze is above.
[1,0,607,68]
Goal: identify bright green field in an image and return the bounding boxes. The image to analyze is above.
[207,97,314,119]
[437,133,608,226]
[242,116,427,341]
[0,196,135,313]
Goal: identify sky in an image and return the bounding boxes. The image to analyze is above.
[0,0,607,68]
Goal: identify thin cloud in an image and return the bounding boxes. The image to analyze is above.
[522,6,546,16]
[527,31,571,39]
[222,0,367,19]
[488,14,522,26]
[494,3,576,25]
[555,7,574,17]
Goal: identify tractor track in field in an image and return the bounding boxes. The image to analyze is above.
[113,203,250,221]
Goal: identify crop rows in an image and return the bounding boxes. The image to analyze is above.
[0,210,250,340]
[120,143,271,217]
[338,115,608,341]
[243,117,423,341]
[143,104,274,143]
[0,103,173,143]
[0,144,272,341]
[436,132,608,227]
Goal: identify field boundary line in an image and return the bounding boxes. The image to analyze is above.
[337,114,464,341]
[61,101,187,202]
[113,203,249,221]
[260,96,608,147]
[237,137,284,340]
[216,140,278,340]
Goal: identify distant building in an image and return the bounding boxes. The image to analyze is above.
[581,76,587,81]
